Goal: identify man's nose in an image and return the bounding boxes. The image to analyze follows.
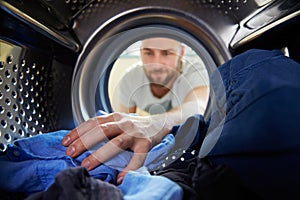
[153,54,164,65]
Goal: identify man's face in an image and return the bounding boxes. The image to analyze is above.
[140,38,184,86]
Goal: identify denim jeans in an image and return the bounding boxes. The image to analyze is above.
[200,49,300,199]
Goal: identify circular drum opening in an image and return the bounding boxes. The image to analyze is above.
[72,7,230,125]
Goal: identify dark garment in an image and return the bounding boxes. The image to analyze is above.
[201,49,300,199]
[155,157,199,200]
[26,167,123,200]
[0,189,26,200]
[156,156,260,200]
[191,158,261,200]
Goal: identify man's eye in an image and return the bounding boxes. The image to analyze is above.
[162,51,175,56]
[144,51,153,56]
[162,51,169,56]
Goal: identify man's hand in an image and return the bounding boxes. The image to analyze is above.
[61,112,172,184]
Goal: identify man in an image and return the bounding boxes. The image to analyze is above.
[116,37,209,115]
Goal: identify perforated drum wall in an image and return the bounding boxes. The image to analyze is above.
[0,41,53,151]
[0,3,78,153]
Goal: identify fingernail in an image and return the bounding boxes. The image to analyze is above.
[66,145,75,156]
[62,136,70,146]
[117,176,123,184]
[82,160,90,170]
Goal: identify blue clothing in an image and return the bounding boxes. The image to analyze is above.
[201,49,300,199]
[119,167,183,200]
[0,130,116,194]
[0,130,177,195]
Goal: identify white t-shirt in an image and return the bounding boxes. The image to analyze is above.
[116,61,209,114]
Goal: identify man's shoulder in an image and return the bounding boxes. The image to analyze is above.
[125,62,144,75]
[179,61,209,86]
[181,61,206,75]
[121,62,146,84]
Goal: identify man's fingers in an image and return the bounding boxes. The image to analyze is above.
[62,113,122,147]
[80,134,129,170]
[65,122,124,157]
[96,112,124,124]
[116,142,150,184]
[62,118,99,146]
[65,125,105,157]
[62,128,80,147]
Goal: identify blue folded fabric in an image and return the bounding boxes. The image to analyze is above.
[118,167,183,200]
